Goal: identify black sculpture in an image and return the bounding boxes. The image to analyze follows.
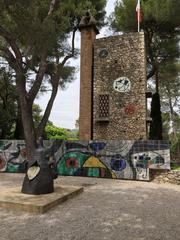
[21,140,60,195]
[79,11,96,27]
[78,11,99,34]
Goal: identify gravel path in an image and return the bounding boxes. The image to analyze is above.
[0,173,180,240]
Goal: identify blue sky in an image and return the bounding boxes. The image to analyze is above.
[36,0,116,129]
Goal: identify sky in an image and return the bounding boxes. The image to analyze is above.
[36,0,116,129]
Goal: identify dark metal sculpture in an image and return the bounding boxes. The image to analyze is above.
[21,139,60,195]
[78,11,99,34]
[79,11,96,27]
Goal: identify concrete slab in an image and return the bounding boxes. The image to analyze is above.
[0,185,83,214]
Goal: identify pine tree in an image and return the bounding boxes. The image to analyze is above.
[149,92,163,140]
[0,0,107,157]
[110,0,180,87]
[110,0,180,140]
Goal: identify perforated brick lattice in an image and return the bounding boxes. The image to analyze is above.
[99,94,109,118]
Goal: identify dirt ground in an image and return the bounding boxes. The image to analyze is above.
[0,173,180,240]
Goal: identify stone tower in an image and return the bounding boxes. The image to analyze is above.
[93,33,148,140]
[79,15,148,140]
[78,12,99,140]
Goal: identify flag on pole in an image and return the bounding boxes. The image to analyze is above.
[136,0,141,32]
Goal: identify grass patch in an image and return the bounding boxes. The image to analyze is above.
[171,163,180,171]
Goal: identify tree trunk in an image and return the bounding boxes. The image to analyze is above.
[16,75,37,159]
[149,92,163,140]
[21,100,37,158]
[14,100,24,139]
[0,97,13,139]
[168,94,176,137]
[36,78,59,138]
[155,70,159,93]
[0,127,7,139]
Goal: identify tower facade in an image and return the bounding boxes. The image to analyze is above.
[79,15,147,140]
[78,13,98,140]
[93,33,147,140]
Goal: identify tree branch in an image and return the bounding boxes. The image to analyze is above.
[147,64,156,80]
[36,76,59,137]
[24,57,38,74]
[61,27,77,66]
[0,46,19,72]
[42,0,59,23]
[28,56,47,102]
[48,0,58,16]
[0,25,23,71]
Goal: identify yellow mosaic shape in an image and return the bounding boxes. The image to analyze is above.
[111,171,117,179]
[83,156,106,169]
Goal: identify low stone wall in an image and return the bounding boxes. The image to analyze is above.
[150,169,180,185]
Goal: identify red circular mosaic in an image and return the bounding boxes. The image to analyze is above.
[66,157,78,168]
[124,104,136,115]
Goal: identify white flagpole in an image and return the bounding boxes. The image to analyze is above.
[138,14,140,32]
[136,0,141,32]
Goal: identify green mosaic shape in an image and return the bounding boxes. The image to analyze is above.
[57,152,90,176]
[87,168,99,177]
[6,163,19,173]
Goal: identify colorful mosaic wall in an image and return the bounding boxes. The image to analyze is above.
[0,140,27,173]
[0,140,170,181]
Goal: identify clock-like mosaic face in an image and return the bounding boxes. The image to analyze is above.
[113,77,131,92]
[99,48,108,58]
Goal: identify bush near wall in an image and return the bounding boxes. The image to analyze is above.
[170,134,180,164]
[44,124,78,140]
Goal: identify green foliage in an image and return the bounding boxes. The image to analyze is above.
[111,0,180,34]
[0,1,106,151]
[44,124,78,140]
[170,163,180,170]
[161,112,180,140]
[159,56,180,138]
[0,67,17,138]
[111,0,137,32]
[110,0,180,80]
[32,104,43,128]
[67,129,79,140]
[0,0,107,58]
[43,65,76,91]
[0,75,48,139]
[159,60,180,111]
[44,124,68,140]
[32,104,54,128]
[170,134,180,155]
[142,0,180,30]
[149,93,163,140]
[161,112,169,139]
